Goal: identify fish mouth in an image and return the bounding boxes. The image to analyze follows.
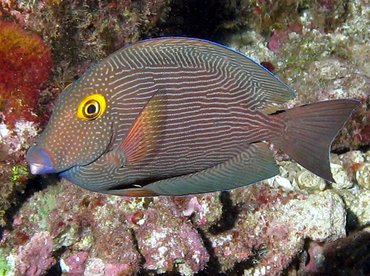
[29,162,55,174]
[26,146,56,175]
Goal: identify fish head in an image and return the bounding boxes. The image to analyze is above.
[27,73,115,175]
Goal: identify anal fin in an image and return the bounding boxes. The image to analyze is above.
[144,142,279,196]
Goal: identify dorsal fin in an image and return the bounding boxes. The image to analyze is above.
[118,37,296,109]
[121,92,165,165]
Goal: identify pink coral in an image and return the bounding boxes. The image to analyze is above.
[15,231,55,276]
[63,251,88,274]
[182,196,202,216]
[104,263,131,276]
[201,186,346,274]
[135,198,209,273]
[268,30,288,53]
[268,22,302,53]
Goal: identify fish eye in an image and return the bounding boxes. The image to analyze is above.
[84,100,99,117]
[77,94,107,120]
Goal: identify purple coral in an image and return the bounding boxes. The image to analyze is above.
[15,231,55,276]
[268,22,302,53]
[104,263,132,276]
[134,198,209,273]
[61,251,88,274]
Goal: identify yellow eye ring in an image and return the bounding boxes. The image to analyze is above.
[77,94,107,120]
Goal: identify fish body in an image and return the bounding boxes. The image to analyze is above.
[26,37,360,196]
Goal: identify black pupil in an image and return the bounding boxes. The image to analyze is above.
[87,103,97,114]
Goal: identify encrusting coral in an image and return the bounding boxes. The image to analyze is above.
[0,180,352,275]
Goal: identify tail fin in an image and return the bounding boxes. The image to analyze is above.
[271,99,360,182]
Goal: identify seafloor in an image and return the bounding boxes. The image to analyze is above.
[0,0,369,275]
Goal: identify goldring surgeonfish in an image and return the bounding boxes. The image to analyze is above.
[26,37,360,196]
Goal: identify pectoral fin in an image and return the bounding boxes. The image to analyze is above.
[143,142,279,196]
[121,93,165,165]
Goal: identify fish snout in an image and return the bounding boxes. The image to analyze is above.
[26,146,55,174]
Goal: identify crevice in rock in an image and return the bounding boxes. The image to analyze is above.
[193,227,224,276]
[158,0,240,40]
[130,227,147,273]
[208,191,240,235]
[332,144,370,155]
[227,247,268,275]
[345,209,360,232]
[45,245,66,276]
[0,174,59,240]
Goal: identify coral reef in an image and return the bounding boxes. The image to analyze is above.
[0,120,39,226]
[0,20,52,227]
[2,153,370,275]
[0,0,369,275]
[15,231,55,275]
[304,229,370,275]
[0,178,356,275]
[226,1,369,148]
[203,187,347,274]
[2,152,368,275]
[1,0,171,86]
[0,21,52,125]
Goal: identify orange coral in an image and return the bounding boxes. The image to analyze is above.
[0,21,52,125]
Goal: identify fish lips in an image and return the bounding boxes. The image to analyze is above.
[26,146,56,175]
